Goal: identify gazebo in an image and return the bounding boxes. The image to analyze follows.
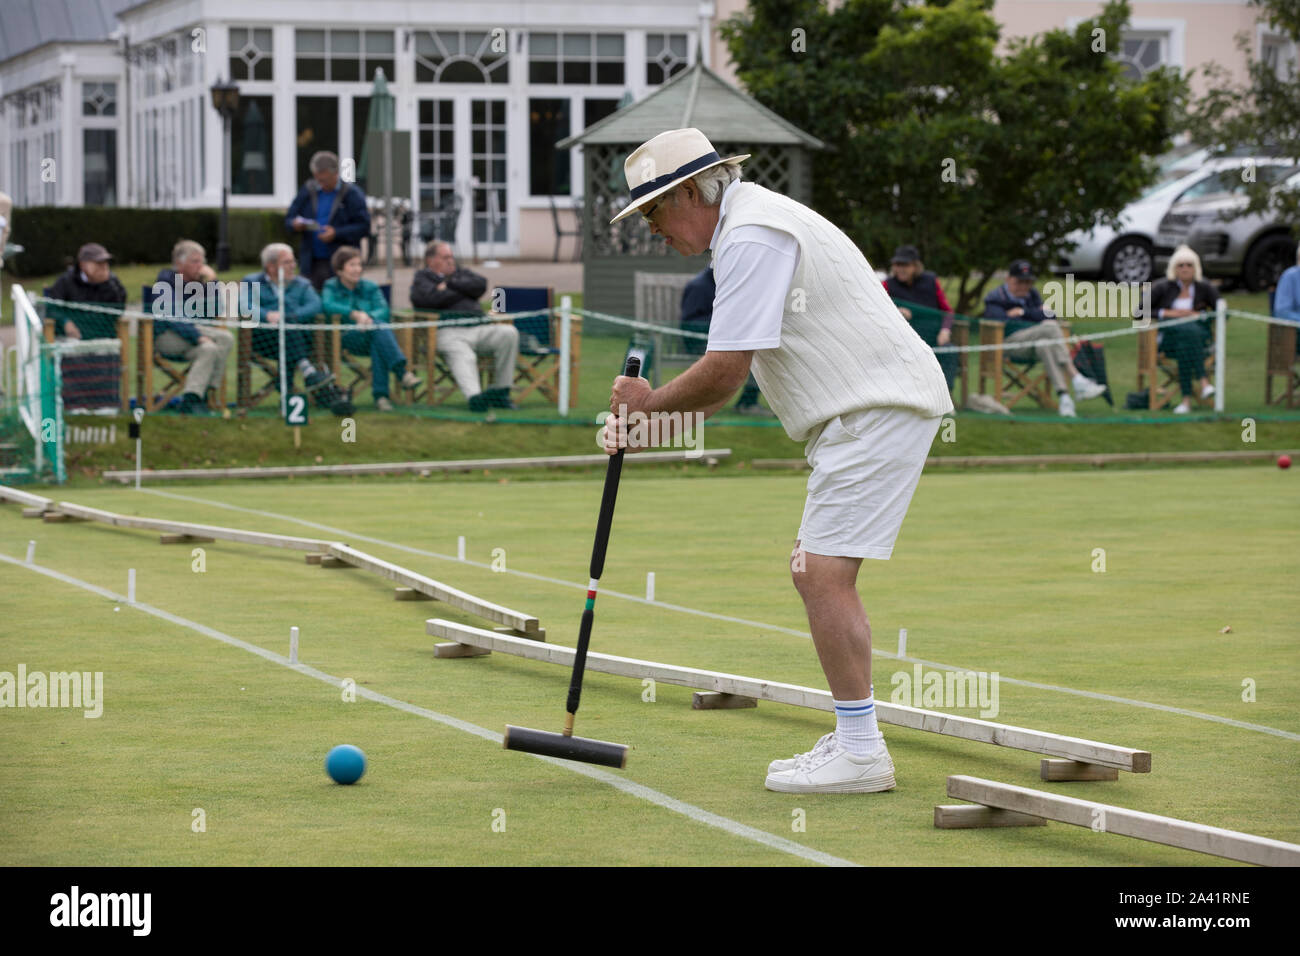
[558,61,826,318]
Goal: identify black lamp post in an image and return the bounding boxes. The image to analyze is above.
[209,77,240,272]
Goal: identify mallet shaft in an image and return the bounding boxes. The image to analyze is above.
[565,354,641,722]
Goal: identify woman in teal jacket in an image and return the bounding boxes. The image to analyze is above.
[321,246,419,410]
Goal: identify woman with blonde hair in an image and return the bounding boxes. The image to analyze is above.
[1147,245,1219,414]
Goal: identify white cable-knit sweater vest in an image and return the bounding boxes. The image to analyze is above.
[713,182,954,441]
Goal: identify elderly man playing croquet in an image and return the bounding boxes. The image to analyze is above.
[604,128,954,794]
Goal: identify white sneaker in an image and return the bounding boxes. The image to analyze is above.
[1174,401,1191,414]
[1201,383,1215,400]
[375,397,394,412]
[1072,374,1107,402]
[1057,393,1077,417]
[767,732,836,775]
[765,737,896,794]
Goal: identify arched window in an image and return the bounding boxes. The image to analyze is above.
[414,31,509,83]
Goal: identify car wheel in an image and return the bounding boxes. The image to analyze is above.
[1242,234,1297,293]
[1103,238,1153,284]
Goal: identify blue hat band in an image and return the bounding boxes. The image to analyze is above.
[629,151,722,201]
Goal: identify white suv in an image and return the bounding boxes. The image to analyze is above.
[1053,156,1275,284]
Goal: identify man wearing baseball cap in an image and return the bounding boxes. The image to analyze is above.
[605,128,953,794]
[47,242,128,340]
[982,259,1106,416]
[884,244,959,392]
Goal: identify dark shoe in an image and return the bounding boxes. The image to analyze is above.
[304,368,334,393]
[326,387,355,417]
[178,392,209,415]
[312,384,353,416]
[485,386,517,410]
[468,392,489,413]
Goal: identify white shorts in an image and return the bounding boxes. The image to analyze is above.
[796,407,943,560]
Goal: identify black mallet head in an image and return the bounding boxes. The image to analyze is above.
[504,724,628,769]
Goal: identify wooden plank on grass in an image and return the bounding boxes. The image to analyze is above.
[877,705,1149,773]
[331,545,540,636]
[693,692,757,710]
[100,449,733,483]
[934,805,1046,829]
[1041,759,1119,782]
[945,775,1300,867]
[0,486,53,509]
[426,620,1151,772]
[54,501,333,552]
[433,642,491,659]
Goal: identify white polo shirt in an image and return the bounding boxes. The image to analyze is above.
[704,180,800,352]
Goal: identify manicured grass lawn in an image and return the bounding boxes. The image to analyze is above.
[1,466,1295,864]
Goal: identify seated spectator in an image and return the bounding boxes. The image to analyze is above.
[1144,245,1219,414]
[321,246,420,411]
[1273,246,1300,355]
[241,243,351,415]
[883,245,959,392]
[286,151,371,291]
[680,266,773,416]
[983,259,1106,417]
[47,243,127,339]
[410,241,518,411]
[152,240,236,415]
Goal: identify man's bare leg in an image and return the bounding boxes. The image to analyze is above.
[791,542,871,700]
[764,542,894,791]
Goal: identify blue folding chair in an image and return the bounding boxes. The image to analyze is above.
[498,286,578,406]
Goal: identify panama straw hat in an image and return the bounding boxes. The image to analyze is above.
[609,128,749,224]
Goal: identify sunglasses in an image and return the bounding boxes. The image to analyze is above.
[640,197,665,225]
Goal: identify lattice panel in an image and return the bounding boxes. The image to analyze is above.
[583,143,799,258]
[721,144,792,195]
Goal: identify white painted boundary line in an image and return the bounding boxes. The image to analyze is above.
[5,496,541,637]
[0,550,856,868]
[133,487,1300,744]
[429,620,1151,772]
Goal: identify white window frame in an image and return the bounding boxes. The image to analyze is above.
[1258,24,1297,80]
[1065,16,1184,77]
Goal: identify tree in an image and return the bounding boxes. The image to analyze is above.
[1186,0,1300,224]
[720,0,1185,314]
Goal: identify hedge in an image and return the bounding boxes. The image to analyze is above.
[6,207,287,277]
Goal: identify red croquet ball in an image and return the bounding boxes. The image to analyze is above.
[1280,454,1292,469]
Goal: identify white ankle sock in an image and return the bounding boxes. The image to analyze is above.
[297,359,316,376]
[833,696,880,756]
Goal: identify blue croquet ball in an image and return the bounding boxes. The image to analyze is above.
[325,744,366,785]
